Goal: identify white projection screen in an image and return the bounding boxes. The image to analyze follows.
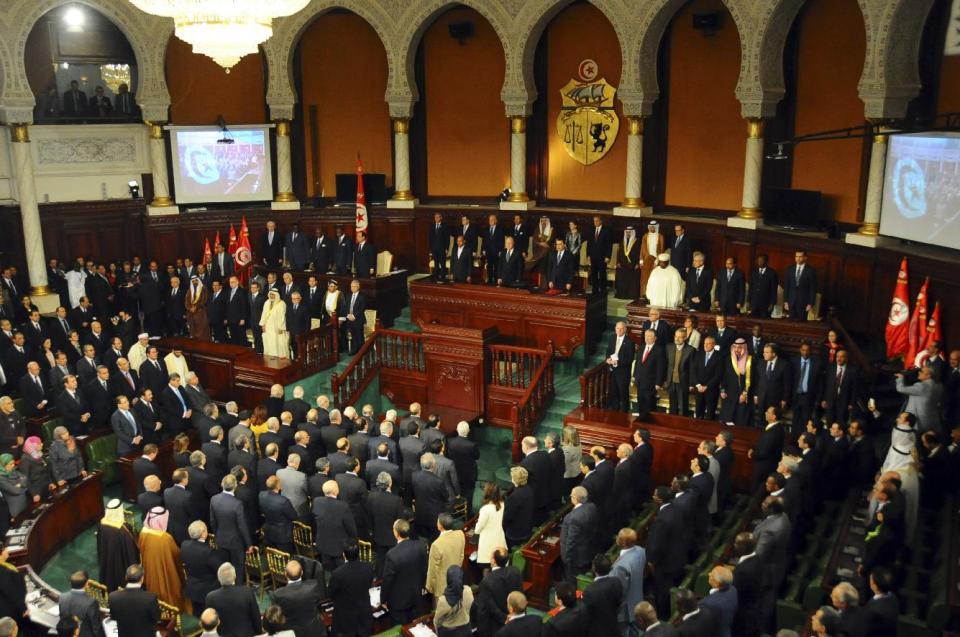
[168,125,274,205]
[879,132,960,250]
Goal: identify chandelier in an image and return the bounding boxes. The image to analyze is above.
[129,0,310,71]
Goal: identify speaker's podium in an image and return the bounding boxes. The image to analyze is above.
[420,324,498,428]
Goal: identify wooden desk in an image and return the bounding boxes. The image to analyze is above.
[116,434,189,502]
[6,472,104,570]
[409,280,606,361]
[563,408,762,493]
[156,337,302,406]
[626,302,831,357]
[253,266,409,328]
[521,510,567,608]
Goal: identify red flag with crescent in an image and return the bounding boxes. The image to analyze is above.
[234,216,253,285]
[905,276,929,366]
[202,237,213,266]
[228,225,238,257]
[884,257,910,360]
[355,156,368,233]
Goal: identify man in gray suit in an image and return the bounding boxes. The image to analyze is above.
[209,473,252,580]
[754,495,792,590]
[663,327,695,416]
[59,570,106,637]
[610,528,646,636]
[276,453,309,519]
[895,366,942,433]
[110,395,142,455]
[428,438,460,500]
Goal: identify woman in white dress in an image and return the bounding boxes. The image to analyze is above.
[259,290,290,359]
[474,482,506,568]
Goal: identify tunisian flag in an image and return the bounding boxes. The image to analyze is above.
[355,156,368,233]
[915,301,943,367]
[885,257,910,360]
[905,277,929,366]
[202,237,213,266]
[234,217,253,285]
[228,225,238,258]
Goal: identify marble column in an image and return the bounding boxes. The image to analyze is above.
[623,116,645,208]
[387,117,417,208]
[147,122,175,208]
[738,118,765,220]
[9,124,53,304]
[272,119,299,209]
[860,126,889,235]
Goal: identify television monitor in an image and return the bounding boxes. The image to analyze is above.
[762,188,822,230]
[168,125,274,205]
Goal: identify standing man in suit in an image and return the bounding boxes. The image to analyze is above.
[285,292,309,360]
[484,214,504,284]
[284,223,310,270]
[508,215,529,256]
[606,321,635,413]
[261,220,284,267]
[450,235,473,283]
[749,254,778,317]
[313,479,357,571]
[342,279,366,355]
[684,251,713,311]
[519,437,552,524]
[108,565,160,637]
[225,276,249,346]
[634,329,665,418]
[670,223,692,276]
[206,280,227,342]
[328,542,376,637]
[271,560,326,637]
[429,212,451,282]
[546,237,575,293]
[62,80,88,116]
[791,341,822,432]
[475,548,523,637]
[664,328,695,416]
[587,215,612,294]
[784,249,817,320]
[381,519,428,625]
[333,226,354,274]
[754,343,792,414]
[821,349,859,426]
[560,486,597,586]
[259,475,298,553]
[749,407,785,487]
[646,486,686,619]
[204,563,261,637]
[210,243,233,281]
[353,230,376,278]
[111,396,143,455]
[248,281,266,353]
[85,366,113,428]
[59,571,107,637]
[895,366,942,433]
[641,308,673,346]
[497,235,523,286]
[311,227,331,273]
[458,215,478,254]
[445,421,479,514]
[714,256,745,315]
[498,592,542,637]
[181,521,225,619]
[19,361,49,419]
[698,566,738,637]
[610,528,646,636]
[57,374,92,435]
[691,336,723,420]
[165,276,187,336]
[754,496,792,590]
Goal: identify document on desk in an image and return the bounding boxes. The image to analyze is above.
[409,624,438,637]
[368,586,381,608]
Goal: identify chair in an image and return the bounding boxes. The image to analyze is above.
[244,546,271,600]
[84,579,109,609]
[265,547,291,590]
[428,236,456,277]
[452,496,468,521]
[123,509,139,535]
[577,245,591,290]
[363,309,377,339]
[207,533,217,550]
[357,539,374,563]
[83,433,119,485]
[158,600,182,636]
[40,418,62,443]
[375,251,394,276]
[292,521,316,558]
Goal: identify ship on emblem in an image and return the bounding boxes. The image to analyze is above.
[556,64,619,166]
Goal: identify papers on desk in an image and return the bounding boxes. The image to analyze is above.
[542,536,559,545]
[409,624,438,637]
[369,586,381,608]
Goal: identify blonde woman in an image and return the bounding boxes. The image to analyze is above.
[259,290,289,358]
[503,466,534,548]
[561,425,583,491]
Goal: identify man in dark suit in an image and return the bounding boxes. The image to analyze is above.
[56,373,92,435]
[204,562,262,636]
[248,281,267,353]
[508,214,529,256]
[259,475,298,553]
[131,444,161,495]
[684,251,713,311]
[335,456,370,537]
[691,336,723,420]
[821,349,859,426]
[284,223,310,270]
[366,473,404,575]
[634,601,680,637]
[108,565,160,637]
[379,518,426,624]
[139,263,165,336]
[497,235,523,286]
[61,80,87,116]
[754,495,792,590]
[429,212,451,281]
[754,343,792,414]
[560,486,597,585]
[209,473,252,579]
[865,567,899,637]
[137,476,164,520]
[476,548,523,637]
[201,426,228,484]
[641,308,673,346]
[647,487,686,619]
[714,256,745,315]
[353,230,376,278]
[543,582,589,635]
[730,533,767,637]
[783,249,817,320]
[328,542,376,637]
[224,276,250,346]
[699,566,738,637]
[664,328,695,416]
[450,235,473,283]
[633,329,665,417]
[581,555,623,637]
[750,407,785,486]
[311,228,332,273]
[313,479,358,570]
[3,333,31,387]
[260,220,284,267]
[675,588,714,637]
[342,279,367,355]
[411,454,452,540]
[158,374,191,436]
[181,521,227,618]
[18,362,50,419]
[138,346,166,397]
[301,276,324,322]
[333,227,354,275]
[498,592,543,637]
[791,341,823,432]
[206,280,228,342]
[709,314,737,355]
[286,292,310,359]
[59,570,106,637]
[164,469,193,544]
[503,472,535,548]
[688,455,714,543]
[669,223,692,275]
[546,237,576,292]
[164,276,187,336]
[210,244,234,282]
[519,436,552,523]
[749,254,778,317]
[21,310,46,350]
[484,214,505,284]
[446,421,479,514]
[587,215,613,293]
[272,559,327,637]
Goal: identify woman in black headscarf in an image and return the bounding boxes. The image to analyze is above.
[433,565,473,637]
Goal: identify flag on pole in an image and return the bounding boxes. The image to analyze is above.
[915,301,942,368]
[905,277,929,366]
[355,155,368,233]
[884,257,910,360]
[202,237,213,266]
[214,231,222,249]
[228,225,238,257]
[234,216,253,285]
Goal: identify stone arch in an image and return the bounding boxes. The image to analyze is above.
[624,0,690,116]
[2,0,167,122]
[267,1,396,120]
[737,0,807,118]
[393,0,513,117]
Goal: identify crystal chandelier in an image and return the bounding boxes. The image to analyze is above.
[128,0,310,71]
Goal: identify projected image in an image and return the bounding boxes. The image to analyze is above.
[171,128,273,204]
[880,133,960,250]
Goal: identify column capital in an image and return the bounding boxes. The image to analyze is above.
[509,116,526,135]
[392,118,410,135]
[8,123,29,143]
[146,121,167,139]
[274,119,292,137]
[745,118,765,139]
[627,116,645,136]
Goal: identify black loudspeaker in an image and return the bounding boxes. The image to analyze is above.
[448,21,474,44]
[335,173,387,205]
[692,12,721,35]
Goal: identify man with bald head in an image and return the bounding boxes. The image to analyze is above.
[138,475,164,520]
[272,559,325,637]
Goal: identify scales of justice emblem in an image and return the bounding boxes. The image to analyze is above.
[556,58,620,165]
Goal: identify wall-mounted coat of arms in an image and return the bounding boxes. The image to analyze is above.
[556,59,619,165]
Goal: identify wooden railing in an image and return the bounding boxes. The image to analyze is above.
[509,343,555,461]
[378,329,425,372]
[579,361,611,409]
[331,330,380,409]
[296,316,339,376]
[489,344,552,388]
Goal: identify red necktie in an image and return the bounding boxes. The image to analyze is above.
[836,368,843,393]
[642,346,650,363]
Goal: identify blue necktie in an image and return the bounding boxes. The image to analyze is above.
[799,359,808,393]
[174,389,187,415]
[125,410,138,436]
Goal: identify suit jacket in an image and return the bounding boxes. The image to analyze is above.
[335,471,370,531]
[181,539,225,604]
[158,385,191,434]
[610,545,645,624]
[476,565,524,637]
[163,484,193,544]
[109,368,140,402]
[484,225,505,257]
[754,357,792,411]
[165,287,186,322]
[508,223,529,254]
[260,230,284,266]
[74,355,98,385]
[209,491,251,550]
[108,586,160,637]
[445,435,479,486]
[864,594,898,637]
[276,466,309,517]
[412,469,451,529]
[210,253,234,281]
[353,241,377,277]
[646,502,686,574]
[784,263,817,312]
[587,225,613,261]
[663,343,695,389]
[132,456,161,494]
[201,440,228,481]
[495,614,543,637]
[560,502,597,568]
[582,575,623,636]
[333,234,355,273]
[272,580,326,637]
[699,587,738,637]
[498,248,523,285]
[84,377,113,427]
[543,606,589,636]
[896,376,942,431]
[137,491,163,520]
[207,289,227,326]
[459,224,478,254]
[311,235,332,273]
[284,231,311,268]
[715,268,745,312]
[633,343,666,391]
[380,540,427,611]
[754,512,792,585]
[791,355,823,403]
[328,560,376,635]
[138,359,167,397]
[426,530,466,597]
[367,488,404,546]
[429,222,452,256]
[547,249,576,289]
[752,422,784,477]
[57,389,90,434]
[312,496,357,557]
[710,327,738,354]
[344,291,367,324]
[684,266,713,311]
[520,449,553,510]
[60,588,106,637]
[677,607,715,637]
[749,267,779,314]
[690,348,723,391]
[286,302,310,337]
[258,489,297,547]
[205,585,262,637]
[223,286,249,325]
[451,246,473,282]
[364,457,401,490]
[18,373,49,417]
[503,483,534,544]
[823,363,860,414]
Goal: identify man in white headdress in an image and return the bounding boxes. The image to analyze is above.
[127,332,151,371]
[639,220,664,299]
[879,411,920,542]
[260,289,290,359]
[615,226,641,300]
[164,347,190,379]
[645,253,684,308]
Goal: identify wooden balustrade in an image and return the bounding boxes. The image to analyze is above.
[296,317,339,375]
[330,333,380,409]
[488,344,551,388]
[377,329,425,372]
[579,361,611,409]
[509,344,555,461]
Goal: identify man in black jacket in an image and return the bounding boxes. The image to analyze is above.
[450,235,473,284]
[560,486,597,586]
[731,532,767,637]
[286,292,310,359]
[633,329,665,418]
[476,547,523,637]
[328,542,376,637]
[248,281,266,353]
[497,235,523,287]
[164,276,187,336]
[546,237,576,293]
[484,214,505,284]
[791,341,823,433]
[206,280,227,342]
[783,249,817,320]
[210,473,252,579]
[272,559,327,637]
[342,279,366,355]
[57,374,92,435]
[714,256,745,315]
[353,230,377,278]
[754,343,792,414]
[749,253,778,318]
[691,336,723,420]
[381,519,427,625]
[164,469,193,544]
[429,212,451,281]
[587,215,612,293]
[313,479,357,570]
[181,521,227,618]
[646,486,686,619]
[260,221,284,267]
[205,562,262,637]
[108,565,160,637]
[684,251,713,311]
[749,407,785,486]
[411,454,451,540]
[497,591,543,637]
[311,227,332,273]
[367,473,404,575]
[581,554,623,637]
[445,421,479,514]
[59,570,106,637]
[260,475,298,553]
[333,226,354,275]
[519,436,553,523]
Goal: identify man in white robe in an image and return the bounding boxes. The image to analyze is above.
[645,253,684,308]
[163,348,190,379]
[260,290,290,359]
